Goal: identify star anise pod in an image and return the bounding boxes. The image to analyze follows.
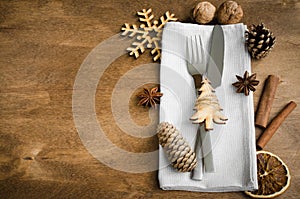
[138,86,163,108]
[232,71,259,96]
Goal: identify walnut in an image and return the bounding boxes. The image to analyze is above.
[217,1,243,24]
[192,1,216,24]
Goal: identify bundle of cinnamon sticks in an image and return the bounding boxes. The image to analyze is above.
[255,75,297,150]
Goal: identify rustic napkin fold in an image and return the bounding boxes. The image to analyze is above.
[159,22,258,192]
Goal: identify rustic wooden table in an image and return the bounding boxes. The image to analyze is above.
[0,0,299,198]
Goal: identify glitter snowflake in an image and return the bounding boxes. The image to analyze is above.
[121,8,177,61]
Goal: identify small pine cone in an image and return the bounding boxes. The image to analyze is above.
[157,122,197,172]
[245,23,276,59]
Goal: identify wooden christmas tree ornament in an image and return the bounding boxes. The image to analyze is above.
[190,77,228,130]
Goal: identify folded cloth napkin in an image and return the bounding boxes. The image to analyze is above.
[159,22,258,192]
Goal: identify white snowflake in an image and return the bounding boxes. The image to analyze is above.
[121,8,177,61]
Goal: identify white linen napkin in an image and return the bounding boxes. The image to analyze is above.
[159,22,258,192]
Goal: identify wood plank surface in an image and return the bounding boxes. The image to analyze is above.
[0,0,299,198]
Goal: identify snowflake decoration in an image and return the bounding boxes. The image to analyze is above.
[121,8,177,61]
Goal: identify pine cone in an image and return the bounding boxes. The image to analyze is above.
[246,23,276,59]
[157,122,197,172]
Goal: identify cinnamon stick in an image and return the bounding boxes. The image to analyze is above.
[257,101,297,150]
[255,75,280,128]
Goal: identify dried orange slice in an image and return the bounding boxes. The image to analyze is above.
[245,151,291,198]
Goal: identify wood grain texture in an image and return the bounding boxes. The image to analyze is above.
[0,0,299,198]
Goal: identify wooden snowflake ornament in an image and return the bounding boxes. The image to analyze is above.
[190,77,228,130]
[121,8,177,61]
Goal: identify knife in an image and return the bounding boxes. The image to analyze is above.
[203,25,225,173]
[191,25,225,180]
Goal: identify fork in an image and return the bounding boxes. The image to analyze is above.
[186,35,215,180]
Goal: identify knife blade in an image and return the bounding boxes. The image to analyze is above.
[207,25,225,88]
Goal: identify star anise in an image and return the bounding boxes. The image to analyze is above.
[232,71,259,96]
[138,86,163,108]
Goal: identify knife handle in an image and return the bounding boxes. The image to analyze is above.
[200,125,216,173]
[192,127,203,181]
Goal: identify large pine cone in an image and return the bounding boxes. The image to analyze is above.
[157,122,197,172]
[246,23,276,59]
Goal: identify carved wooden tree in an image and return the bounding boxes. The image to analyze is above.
[190,77,228,130]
